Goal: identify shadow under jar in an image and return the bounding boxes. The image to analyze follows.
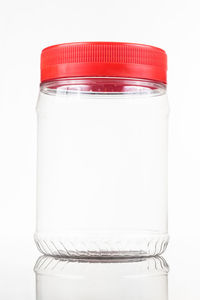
[35,42,169,258]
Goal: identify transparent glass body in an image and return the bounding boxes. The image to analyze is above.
[35,77,169,257]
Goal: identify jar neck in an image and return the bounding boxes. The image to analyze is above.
[40,77,166,96]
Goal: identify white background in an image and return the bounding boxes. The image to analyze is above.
[1,1,200,300]
[0,0,200,256]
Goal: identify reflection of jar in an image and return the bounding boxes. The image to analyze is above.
[35,256,169,300]
[35,42,169,257]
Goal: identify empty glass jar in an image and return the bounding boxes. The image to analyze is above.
[35,42,169,257]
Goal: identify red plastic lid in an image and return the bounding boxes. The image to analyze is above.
[41,42,167,83]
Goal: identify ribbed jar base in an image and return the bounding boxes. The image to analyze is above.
[34,232,169,258]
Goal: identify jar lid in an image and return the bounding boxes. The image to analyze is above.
[41,42,167,83]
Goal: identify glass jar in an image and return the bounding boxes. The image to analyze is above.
[35,42,169,257]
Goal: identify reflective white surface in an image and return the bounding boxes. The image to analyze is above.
[0,235,199,300]
[35,255,168,300]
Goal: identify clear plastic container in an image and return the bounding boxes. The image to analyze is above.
[35,42,169,257]
[35,256,169,300]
